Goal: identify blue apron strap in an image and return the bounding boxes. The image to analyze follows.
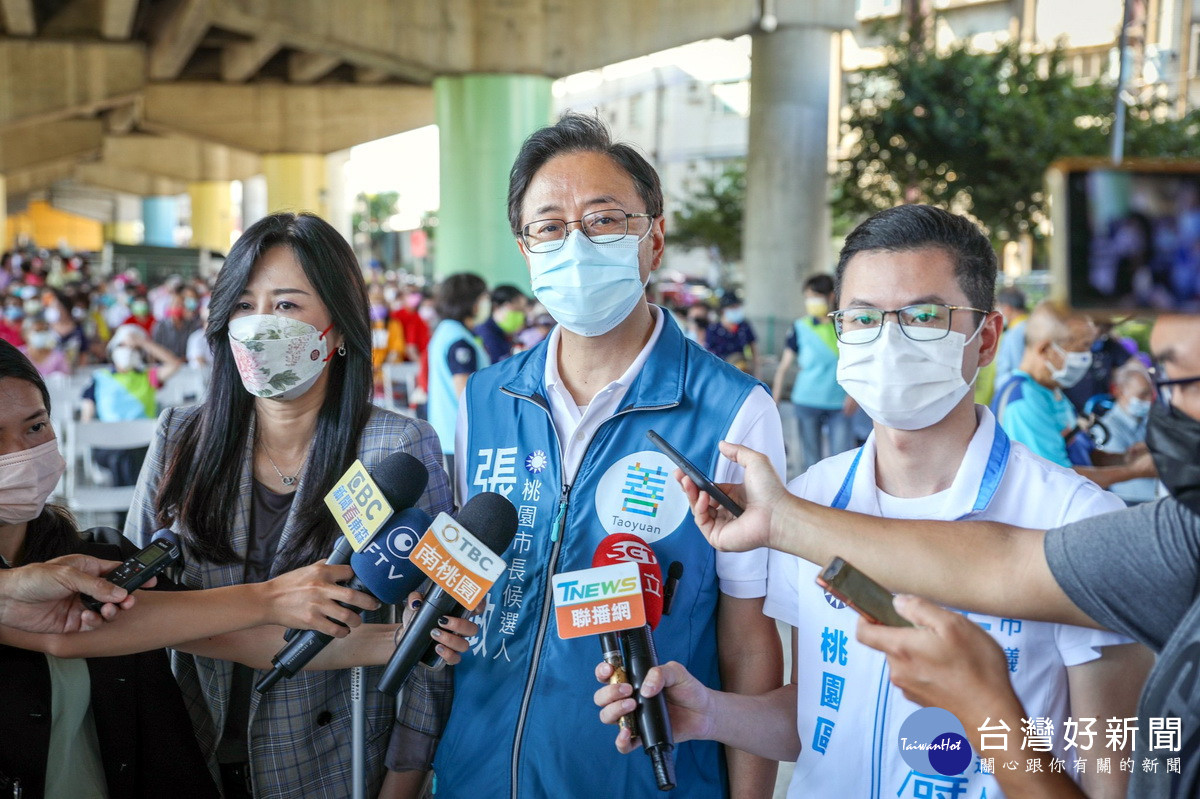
[963,424,1011,517]
[831,447,865,510]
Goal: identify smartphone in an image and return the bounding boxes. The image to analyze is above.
[816,557,913,627]
[646,429,744,518]
[81,537,182,613]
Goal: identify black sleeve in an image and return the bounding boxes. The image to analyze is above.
[1044,497,1200,651]
[785,328,799,353]
[82,380,96,402]
[446,340,478,375]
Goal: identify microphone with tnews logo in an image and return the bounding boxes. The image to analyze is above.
[376,492,518,696]
[254,452,430,693]
[590,534,676,791]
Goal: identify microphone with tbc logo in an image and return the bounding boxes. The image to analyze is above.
[376,492,518,696]
[255,452,430,693]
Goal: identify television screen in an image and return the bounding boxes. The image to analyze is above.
[1057,162,1200,313]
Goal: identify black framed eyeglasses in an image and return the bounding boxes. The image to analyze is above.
[829,303,989,344]
[1149,364,1200,406]
[520,208,656,253]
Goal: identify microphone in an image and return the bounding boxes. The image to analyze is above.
[592,534,675,792]
[255,453,430,693]
[326,452,429,567]
[376,492,519,696]
[151,527,184,584]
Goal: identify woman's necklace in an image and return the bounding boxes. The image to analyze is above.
[259,436,309,488]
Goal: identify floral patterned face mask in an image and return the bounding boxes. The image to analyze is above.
[228,314,335,400]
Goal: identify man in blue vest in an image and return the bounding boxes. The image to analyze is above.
[426,113,786,797]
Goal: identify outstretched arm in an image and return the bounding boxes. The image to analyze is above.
[681,441,1098,629]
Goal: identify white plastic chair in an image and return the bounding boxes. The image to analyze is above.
[380,362,419,417]
[157,365,207,408]
[60,418,159,528]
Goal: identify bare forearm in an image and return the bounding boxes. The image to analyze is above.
[718,596,784,795]
[770,499,1095,627]
[1073,463,1142,490]
[0,585,272,658]
[707,683,800,761]
[177,623,402,670]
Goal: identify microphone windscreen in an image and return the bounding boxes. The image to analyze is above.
[349,507,433,604]
[591,533,664,629]
[370,452,429,512]
[455,492,519,555]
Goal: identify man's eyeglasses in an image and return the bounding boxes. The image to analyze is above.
[520,209,655,253]
[829,303,988,344]
[1149,364,1200,406]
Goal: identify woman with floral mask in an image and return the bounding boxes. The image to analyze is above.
[123,212,460,799]
[0,339,436,799]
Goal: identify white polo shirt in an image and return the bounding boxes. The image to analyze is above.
[457,306,785,597]
[765,406,1131,799]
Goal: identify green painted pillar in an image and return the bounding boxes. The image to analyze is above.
[435,74,552,287]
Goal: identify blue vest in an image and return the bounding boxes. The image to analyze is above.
[433,312,759,798]
[790,317,845,410]
[428,319,489,454]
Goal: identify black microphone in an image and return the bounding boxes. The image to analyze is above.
[255,453,429,692]
[376,492,518,696]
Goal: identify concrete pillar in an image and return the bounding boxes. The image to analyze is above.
[743,26,835,343]
[263,153,326,216]
[188,180,233,252]
[434,74,551,286]
[105,193,142,245]
[242,174,268,230]
[142,195,179,247]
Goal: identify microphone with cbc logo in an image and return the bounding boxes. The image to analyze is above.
[377,491,518,696]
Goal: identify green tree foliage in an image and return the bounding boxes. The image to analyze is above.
[835,34,1200,243]
[667,161,746,272]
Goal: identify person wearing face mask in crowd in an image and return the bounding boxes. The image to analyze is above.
[705,291,760,375]
[20,315,69,378]
[474,284,528,364]
[122,296,156,334]
[1064,319,1135,413]
[595,204,1151,799]
[683,303,711,347]
[81,325,184,491]
[991,302,1156,489]
[152,288,202,360]
[1,300,25,347]
[368,286,408,399]
[428,272,490,483]
[443,112,786,798]
[41,289,87,368]
[771,274,855,475]
[122,213,463,799]
[1096,360,1159,505]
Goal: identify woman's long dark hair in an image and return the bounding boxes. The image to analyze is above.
[0,340,81,564]
[154,213,373,568]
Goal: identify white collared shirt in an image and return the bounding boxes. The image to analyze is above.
[456,306,785,597]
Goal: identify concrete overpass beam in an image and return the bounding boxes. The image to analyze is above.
[0,40,143,127]
[148,0,211,80]
[288,51,340,83]
[75,161,187,197]
[221,37,280,82]
[0,0,35,35]
[101,0,139,39]
[142,82,434,154]
[0,119,104,172]
[102,134,260,182]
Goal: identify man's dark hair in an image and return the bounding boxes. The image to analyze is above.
[835,205,997,312]
[996,286,1027,312]
[436,273,488,324]
[803,274,835,296]
[507,112,663,235]
[490,284,527,308]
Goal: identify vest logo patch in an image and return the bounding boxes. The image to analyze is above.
[593,450,690,543]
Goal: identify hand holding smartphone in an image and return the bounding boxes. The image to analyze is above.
[816,557,913,628]
[646,430,744,518]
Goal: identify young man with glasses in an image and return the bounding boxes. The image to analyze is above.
[595,204,1149,799]
[427,113,785,797]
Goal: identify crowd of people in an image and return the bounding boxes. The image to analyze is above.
[0,110,1193,799]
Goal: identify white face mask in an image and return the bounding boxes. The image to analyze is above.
[228,314,333,400]
[837,320,983,431]
[111,344,145,371]
[0,440,67,525]
[1047,343,1093,389]
[528,231,645,338]
[1125,397,1152,419]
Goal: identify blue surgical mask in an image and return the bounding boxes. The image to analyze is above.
[1126,397,1151,419]
[528,231,645,337]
